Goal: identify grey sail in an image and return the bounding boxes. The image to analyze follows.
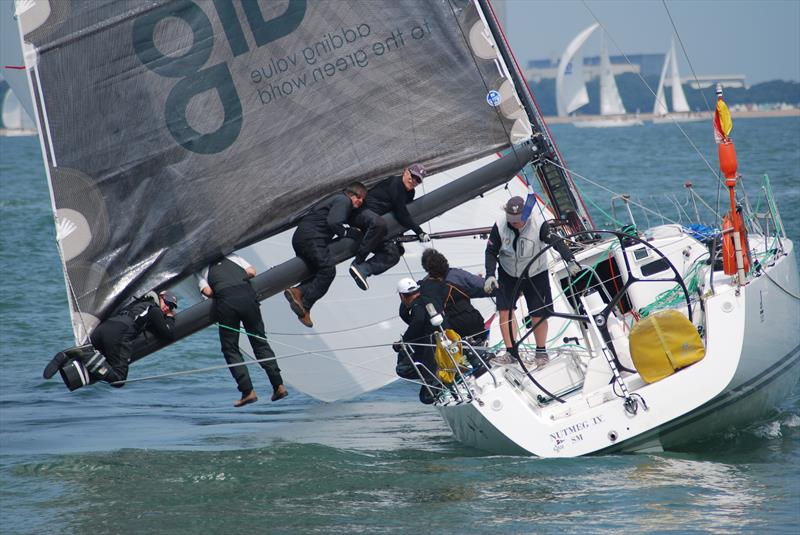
[20,0,527,341]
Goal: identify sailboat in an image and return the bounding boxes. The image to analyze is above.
[1,85,36,136]
[16,1,798,457]
[652,38,706,123]
[556,24,643,128]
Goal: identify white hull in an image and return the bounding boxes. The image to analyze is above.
[436,231,799,457]
[573,116,644,128]
[652,113,708,124]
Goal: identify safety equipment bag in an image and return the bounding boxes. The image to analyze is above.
[629,310,705,383]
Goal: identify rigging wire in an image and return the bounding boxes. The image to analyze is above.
[579,0,724,189]
[546,158,686,227]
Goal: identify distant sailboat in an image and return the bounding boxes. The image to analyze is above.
[574,31,643,128]
[652,38,705,123]
[556,25,642,128]
[1,87,36,136]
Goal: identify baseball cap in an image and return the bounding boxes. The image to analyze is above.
[408,163,426,183]
[504,196,526,223]
[160,291,178,310]
[396,277,420,294]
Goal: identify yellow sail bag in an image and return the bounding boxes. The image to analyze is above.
[629,310,705,383]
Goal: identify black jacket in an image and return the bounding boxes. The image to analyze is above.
[363,175,423,235]
[296,192,354,240]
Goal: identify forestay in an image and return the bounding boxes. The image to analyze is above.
[18,0,529,343]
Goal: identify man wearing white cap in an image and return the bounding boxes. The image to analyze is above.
[484,196,580,367]
[394,277,438,404]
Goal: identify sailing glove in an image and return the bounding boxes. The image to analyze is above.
[417,232,431,243]
[484,276,499,294]
[567,260,582,277]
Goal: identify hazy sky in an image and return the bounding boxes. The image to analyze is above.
[500,0,800,84]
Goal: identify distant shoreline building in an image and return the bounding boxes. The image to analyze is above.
[523,54,746,89]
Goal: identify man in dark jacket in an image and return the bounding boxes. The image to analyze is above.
[348,164,429,291]
[284,182,367,328]
[43,290,178,388]
[198,254,287,407]
[421,248,489,344]
[394,277,438,404]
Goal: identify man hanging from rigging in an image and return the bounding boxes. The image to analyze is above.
[198,254,288,407]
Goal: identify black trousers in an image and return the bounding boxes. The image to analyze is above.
[350,209,402,276]
[90,318,135,387]
[292,233,336,309]
[215,288,282,394]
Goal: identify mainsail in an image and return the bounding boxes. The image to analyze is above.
[598,31,626,116]
[653,38,690,116]
[556,23,598,117]
[18,0,531,343]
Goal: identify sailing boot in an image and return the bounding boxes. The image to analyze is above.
[534,346,550,369]
[43,351,71,379]
[271,384,289,402]
[493,347,519,365]
[284,287,313,328]
[234,389,258,407]
[349,262,369,291]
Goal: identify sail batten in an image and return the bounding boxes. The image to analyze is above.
[19,0,531,342]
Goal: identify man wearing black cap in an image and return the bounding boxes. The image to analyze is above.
[199,254,287,407]
[349,163,430,291]
[484,195,581,368]
[44,290,178,388]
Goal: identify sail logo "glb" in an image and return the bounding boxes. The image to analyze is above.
[132,0,306,154]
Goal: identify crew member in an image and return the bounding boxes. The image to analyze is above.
[420,248,489,345]
[394,277,438,405]
[198,254,287,407]
[43,291,178,387]
[349,164,430,291]
[284,182,367,327]
[484,196,580,367]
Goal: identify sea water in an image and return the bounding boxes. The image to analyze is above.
[1,118,798,534]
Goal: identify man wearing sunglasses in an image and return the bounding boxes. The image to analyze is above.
[45,289,178,388]
[199,254,287,407]
[349,163,430,291]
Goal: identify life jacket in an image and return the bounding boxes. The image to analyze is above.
[208,257,250,295]
[495,208,548,277]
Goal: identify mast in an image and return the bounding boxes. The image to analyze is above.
[479,0,594,233]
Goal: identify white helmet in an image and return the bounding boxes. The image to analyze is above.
[397,277,419,294]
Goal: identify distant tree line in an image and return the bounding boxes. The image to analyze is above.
[528,75,800,116]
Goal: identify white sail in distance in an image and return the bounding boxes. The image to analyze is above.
[598,31,626,116]
[2,89,35,131]
[653,39,691,115]
[668,39,690,113]
[556,23,598,116]
[653,44,671,116]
